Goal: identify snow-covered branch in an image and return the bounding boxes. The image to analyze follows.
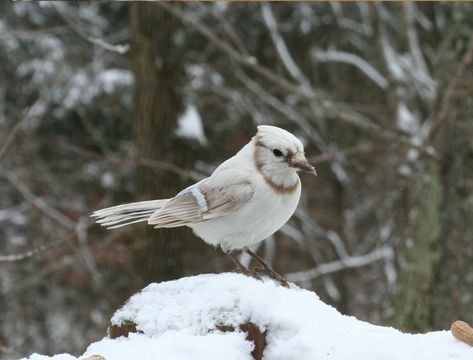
[232,66,325,147]
[261,3,315,95]
[403,3,429,81]
[286,245,394,282]
[161,2,436,161]
[52,2,129,54]
[312,48,388,89]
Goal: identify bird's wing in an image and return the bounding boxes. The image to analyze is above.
[147,170,255,228]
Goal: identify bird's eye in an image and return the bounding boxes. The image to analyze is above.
[272,149,283,157]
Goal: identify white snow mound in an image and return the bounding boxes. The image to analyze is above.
[23,273,473,360]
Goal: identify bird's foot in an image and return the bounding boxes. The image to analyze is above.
[253,266,289,288]
[227,252,262,281]
[238,264,263,281]
[245,249,290,288]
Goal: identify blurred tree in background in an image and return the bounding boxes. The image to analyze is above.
[1,2,472,358]
[131,2,190,285]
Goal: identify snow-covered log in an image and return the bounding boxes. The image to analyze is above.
[23,273,473,360]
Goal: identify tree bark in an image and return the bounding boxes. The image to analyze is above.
[130,3,193,285]
[391,16,473,332]
[392,158,442,332]
[433,59,473,329]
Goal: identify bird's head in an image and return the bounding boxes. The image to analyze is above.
[253,125,316,192]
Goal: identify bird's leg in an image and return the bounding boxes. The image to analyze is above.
[245,249,289,288]
[227,252,261,280]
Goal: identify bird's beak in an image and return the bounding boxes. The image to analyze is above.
[289,153,317,176]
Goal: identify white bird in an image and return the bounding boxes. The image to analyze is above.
[92,125,316,286]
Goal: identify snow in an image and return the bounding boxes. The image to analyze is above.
[98,69,134,94]
[83,332,253,360]
[22,273,473,360]
[26,355,77,360]
[175,104,207,145]
[397,103,418,134]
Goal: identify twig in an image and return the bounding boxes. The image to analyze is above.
[260,2,330,143]
[52,2,129,54]
[76,217,102,286]
[284,222,342,301]
[57,141,205,181]
[403,3,429,77]
[309,144,385,164]
[261,3,315,95]
[0,237,70,263]
[159,2,438,160]
[311,48,388,89]
[428,30,473,141]
[325,102,438,160]
[157,2,309,98]
[208,5,250,57]
[232,66,325,148]
[294,207,350,260]
[286,245,394,282]
[0,98,41,161]
[4,172,75,230]
[0,118,24,162]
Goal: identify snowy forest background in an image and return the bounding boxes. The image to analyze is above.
[1,2,473,358]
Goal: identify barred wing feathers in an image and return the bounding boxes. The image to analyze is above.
[147,173,254,228]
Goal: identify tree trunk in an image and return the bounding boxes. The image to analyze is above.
[433,56,473,329]
[392,157,442,332]
[130,3,193,285]
[391,15,473,331]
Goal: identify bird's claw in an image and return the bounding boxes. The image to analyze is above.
[227,251,289,287]
[253,266,290,288]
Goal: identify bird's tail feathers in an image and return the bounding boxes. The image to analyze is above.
[92,199,168,229]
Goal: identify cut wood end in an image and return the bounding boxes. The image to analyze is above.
[108,320,140,339]
[217,322,267,360]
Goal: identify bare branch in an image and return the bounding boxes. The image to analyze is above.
[4,172,75,229]
[403,3,429,78]
[312,48,388,89]
[280,221,342,301]
[208,5,250,57]
[159,2,438,160]
[157,2,311,98]
[0,235,72,263]
[259,3,333,144]
[286,245,394,282]
[309,144,384,164]
[57,141,205,182]
[295,207,350,260]
[261,3,315,94]
[428,30,473,141]
[52,2,129,55]
[0,97,41,161]
[232,66,325,147]
[76,217,102,286]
